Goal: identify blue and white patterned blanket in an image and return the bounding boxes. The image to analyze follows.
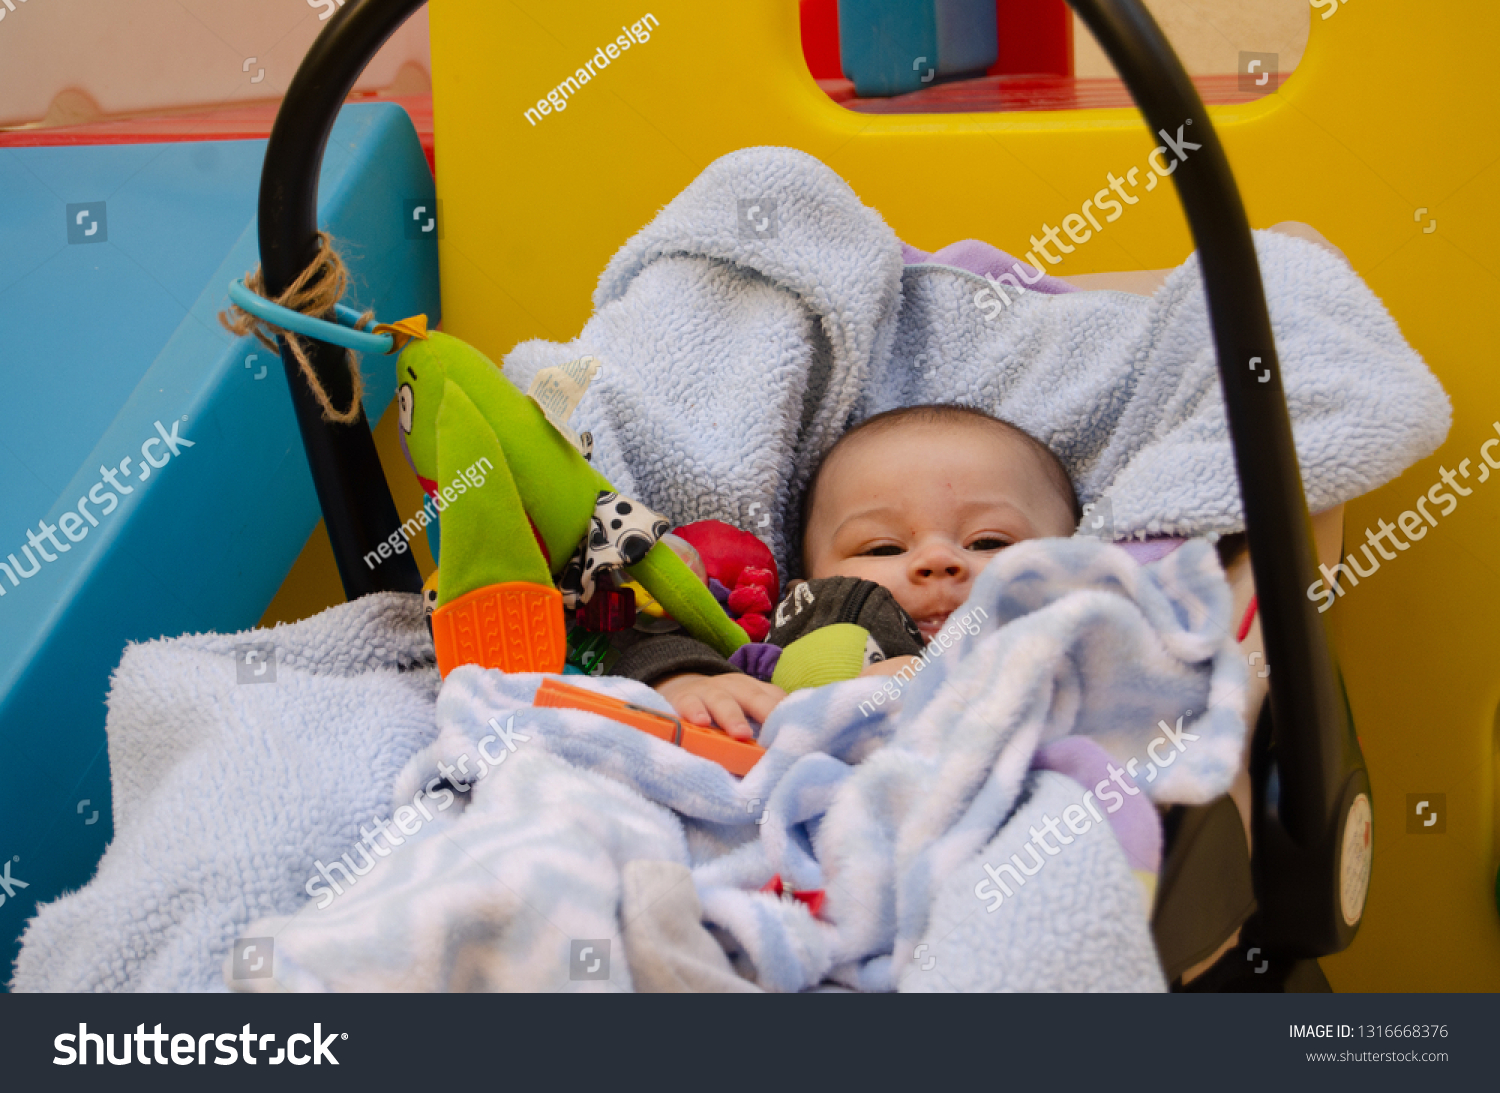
[216,537,1243,993]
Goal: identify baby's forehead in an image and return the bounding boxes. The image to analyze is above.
[820,416,1028,480]
[807,415,1073,526]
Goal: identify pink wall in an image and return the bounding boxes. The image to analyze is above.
[0,0,431,128]
[1074,0,1309,78]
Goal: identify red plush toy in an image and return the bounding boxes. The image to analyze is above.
[673,520,780,642]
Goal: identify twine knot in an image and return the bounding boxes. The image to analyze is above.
[218,231,372,423]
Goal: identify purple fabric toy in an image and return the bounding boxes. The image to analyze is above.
[902,238,1079,296]
[1030,735,1163,877]
[729,641,782,683]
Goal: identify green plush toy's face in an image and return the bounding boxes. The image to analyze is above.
[395,338,446,483]
[398,331,557,485]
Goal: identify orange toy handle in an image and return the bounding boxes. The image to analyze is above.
[431,581,567,677]
[534,678,765,777]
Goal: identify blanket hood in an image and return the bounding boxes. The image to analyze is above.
[505,146,1450,572]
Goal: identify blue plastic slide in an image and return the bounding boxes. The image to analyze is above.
[0,103,440,984]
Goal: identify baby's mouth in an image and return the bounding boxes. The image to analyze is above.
[916,614,951,641]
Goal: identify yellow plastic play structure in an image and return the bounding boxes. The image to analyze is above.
[425,0,1499,989]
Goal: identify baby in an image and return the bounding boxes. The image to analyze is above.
[615,404,1081,738]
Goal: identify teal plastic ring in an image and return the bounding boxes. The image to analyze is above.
[228,278,394,355]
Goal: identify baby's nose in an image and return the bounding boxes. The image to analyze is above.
[912,545,969,580]
[918,560,963,578]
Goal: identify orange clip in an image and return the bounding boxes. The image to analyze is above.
[534,678,765,776]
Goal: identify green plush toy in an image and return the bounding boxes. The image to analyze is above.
[770,624,874,693]
[389,320,746,676]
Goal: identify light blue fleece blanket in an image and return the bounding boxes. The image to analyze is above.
[504,146,1449,573]
[10,593,441,992]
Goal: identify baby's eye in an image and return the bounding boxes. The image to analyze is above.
[966,537,1011,552]
[861,544,905,558]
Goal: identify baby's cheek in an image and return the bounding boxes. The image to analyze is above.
[814,556,889,585]
[888,585,928,622]
[819,556,919,608]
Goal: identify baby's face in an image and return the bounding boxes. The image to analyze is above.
[803,421,1077,641]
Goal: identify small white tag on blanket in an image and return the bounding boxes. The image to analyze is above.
[528,355,600,459]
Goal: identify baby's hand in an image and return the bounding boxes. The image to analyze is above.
[860,655,921,679]
[655,672,787,741]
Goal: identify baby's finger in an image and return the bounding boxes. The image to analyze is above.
[705,692,754,740]
[674,694,713,727]
[733,681,787,726]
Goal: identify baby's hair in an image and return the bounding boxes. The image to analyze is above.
[798,404,1082,556]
